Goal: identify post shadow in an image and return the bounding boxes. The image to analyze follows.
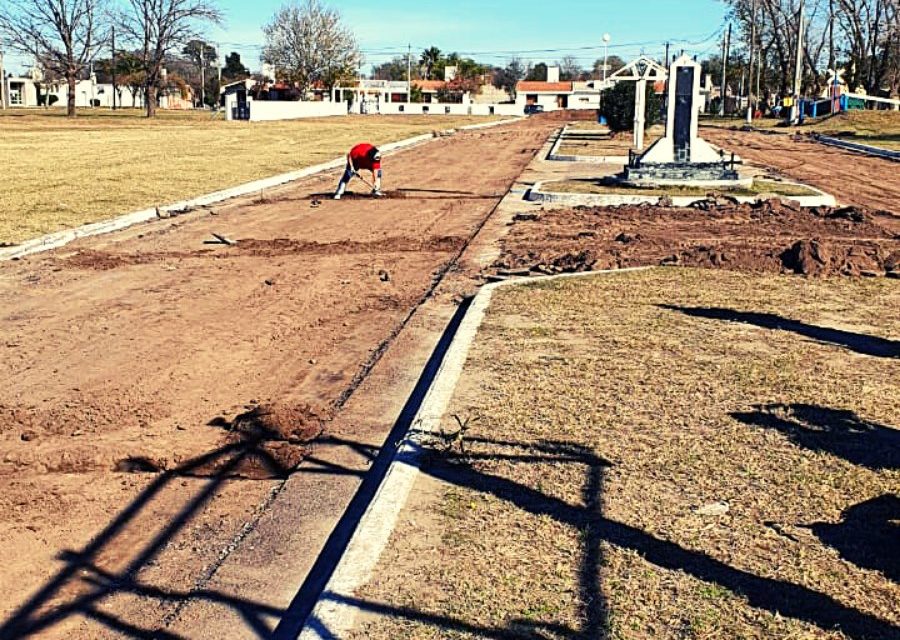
[658,305,900,359]
[731,403,900,471]
[807,494,899,583]
[417,439,898,640]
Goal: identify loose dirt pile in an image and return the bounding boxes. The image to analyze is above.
[495,199,900,278]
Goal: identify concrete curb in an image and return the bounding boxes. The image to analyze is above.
[527,180,837,208]
[812,134,900,162]
[546,124,626,164]
[0,117,522,262]
[298,267,650,639]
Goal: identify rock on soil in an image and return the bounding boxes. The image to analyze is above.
[495,200,900,278]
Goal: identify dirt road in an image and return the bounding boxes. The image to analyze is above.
[704,127,900,218]
[0,117,559,638]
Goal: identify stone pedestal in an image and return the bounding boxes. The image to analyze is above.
[624,55,741,186]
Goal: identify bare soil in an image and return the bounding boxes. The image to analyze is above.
[496,200,900,278]
[703,127,900,219]
[0,115,559,638]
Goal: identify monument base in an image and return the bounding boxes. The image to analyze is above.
[622,162,747,187]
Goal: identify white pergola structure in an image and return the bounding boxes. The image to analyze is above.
[606,57,668,151]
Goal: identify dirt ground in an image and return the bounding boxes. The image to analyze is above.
[496,199,900,279]
[0,115,566,638]
[703,127,900,216]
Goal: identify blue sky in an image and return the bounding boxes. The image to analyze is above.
[6,0,728,75]
[215,0,728,72]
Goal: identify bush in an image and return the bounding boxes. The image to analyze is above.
[599,81,663,132]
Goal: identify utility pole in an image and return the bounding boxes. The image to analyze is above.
[719,22,731,117]
[407,43,411,102]
[791,0,805,124]
[746,0,757,124]
[0,51,6,110]
[199,45,205,109]
[665,41,670,66]
[111,26,117,110]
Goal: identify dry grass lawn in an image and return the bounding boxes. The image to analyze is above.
[0,108,502,243]
[351,268,899,639]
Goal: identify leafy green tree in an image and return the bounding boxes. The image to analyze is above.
[419,46,442,79]
[222,52,250,82]
[599,80,663,132]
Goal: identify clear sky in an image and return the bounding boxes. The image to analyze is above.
[213,0,729,73]
[5,0,728,75]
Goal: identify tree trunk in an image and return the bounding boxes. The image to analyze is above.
[67,73,77,117]
[145,80,156,117]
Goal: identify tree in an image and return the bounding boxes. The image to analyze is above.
[222,51,249,82]
[593,55,625,77]
[120,0,222,117]
[263,0,361,97]
[182,38,217,105]
[372,56,412,81]
[0,0,107,117]
[526,62,548,81]
[558,55,583,80]
[599,80,663,132]
[419,46,442,80]
[493,57,529,100]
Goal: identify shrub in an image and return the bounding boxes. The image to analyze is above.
[599,81,663,132]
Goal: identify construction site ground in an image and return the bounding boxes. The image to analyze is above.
[1,113,898,639]
[0,114,571,639]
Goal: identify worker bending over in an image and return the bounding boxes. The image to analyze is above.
[334,143,383,200]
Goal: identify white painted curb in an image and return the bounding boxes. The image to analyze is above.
[0,117,522,262]
[528,180,837,208]
[298,267,650,639]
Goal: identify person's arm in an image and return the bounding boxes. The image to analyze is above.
[373,168,382,192]
[347,153,356,172]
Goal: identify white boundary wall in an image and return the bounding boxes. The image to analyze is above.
[224,95,348,121]
[377,102,523,117]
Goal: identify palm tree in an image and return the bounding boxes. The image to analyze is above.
[419,46,442,80]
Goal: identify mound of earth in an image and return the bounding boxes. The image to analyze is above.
[495,200,900,278]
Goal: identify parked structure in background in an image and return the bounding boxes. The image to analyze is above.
[2,65,194,109]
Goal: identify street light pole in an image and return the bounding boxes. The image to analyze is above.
[746,0,757,125]
[602,33,611,84]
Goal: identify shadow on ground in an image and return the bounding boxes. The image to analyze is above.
[659,305,900,359]
[807,494,900,583]
[731,403,900,471]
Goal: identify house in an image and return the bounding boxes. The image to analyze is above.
[2,66,192,109]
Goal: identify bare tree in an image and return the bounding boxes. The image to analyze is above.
[835,0,899,93]
[262,0,361,98]
[119,0,221,117]
[0,0,106,117]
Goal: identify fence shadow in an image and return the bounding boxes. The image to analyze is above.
[0,425,297,639]
[731,403,900,471]
[659,305,900,359]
